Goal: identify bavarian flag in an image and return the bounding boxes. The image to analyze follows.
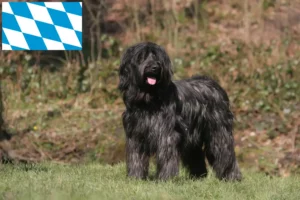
[2,2,82,50]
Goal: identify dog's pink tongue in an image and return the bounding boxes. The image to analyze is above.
[147,77,157,85]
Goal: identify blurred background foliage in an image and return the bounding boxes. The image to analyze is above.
[0,0,300,176]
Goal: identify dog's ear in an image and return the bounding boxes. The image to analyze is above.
[118,47,133,91]
[160,50,174,85]
[165,59,174,77]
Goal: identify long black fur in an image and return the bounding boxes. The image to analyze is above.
[118,42,242,181]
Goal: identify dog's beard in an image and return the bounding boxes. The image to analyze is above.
[128,67,165,105]
[143,67,162,87]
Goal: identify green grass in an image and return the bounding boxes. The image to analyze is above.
[1,163,300,200]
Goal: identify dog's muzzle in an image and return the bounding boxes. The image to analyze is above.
[144,65,161,86]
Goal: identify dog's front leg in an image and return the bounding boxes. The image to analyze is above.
[126,137,149,179]
[156,132,180,180]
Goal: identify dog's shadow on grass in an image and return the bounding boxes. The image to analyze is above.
[137,172,199,184]
[15,163,50,172]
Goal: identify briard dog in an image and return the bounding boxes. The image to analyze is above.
[118,42,242,181]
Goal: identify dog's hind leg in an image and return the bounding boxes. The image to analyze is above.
[181,145,207,178]
[204,126,242,181]
[126,137,150,179]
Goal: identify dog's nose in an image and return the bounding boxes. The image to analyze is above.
[151,65,159,72]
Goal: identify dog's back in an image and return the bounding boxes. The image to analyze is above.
[173,75,234,145]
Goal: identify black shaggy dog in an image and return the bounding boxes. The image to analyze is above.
[118,42,242,181]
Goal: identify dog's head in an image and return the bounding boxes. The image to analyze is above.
[118,42,173,92]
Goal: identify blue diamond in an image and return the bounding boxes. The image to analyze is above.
[63,43,82,50]
[2,13,21,31]
[75,31,82,45]
[2,29,9,45]
[9,2,33,19]
[62,2,82,16]
[23,33,46,50]
[47,8,73,29]
[36,21,61,42]
[11,45,27,50]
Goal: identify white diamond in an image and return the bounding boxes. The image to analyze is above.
[2,2,13,14]
[67,13,82,32]
[15,16,41,37]
[27,3,53,24]
[55,26,81,47]
[2,43,12,50]
[44,2,66,12]
[2,28,29,50]
[43,38,65,50]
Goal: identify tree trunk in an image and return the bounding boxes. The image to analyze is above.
[0,79,12,163]
[0,80,9,140]
[0,80,4,132]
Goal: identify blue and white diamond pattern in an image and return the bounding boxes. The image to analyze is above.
[2,2,82,50]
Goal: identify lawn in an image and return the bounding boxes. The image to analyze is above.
[0,163,300,200]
